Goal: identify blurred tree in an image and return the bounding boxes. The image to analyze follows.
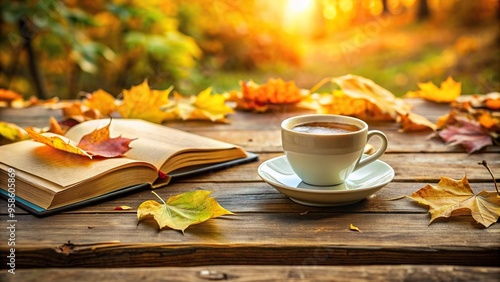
[417,0,430,21]
[0,0,201,98]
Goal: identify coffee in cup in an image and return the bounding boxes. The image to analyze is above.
[291,121,360,135]
[281,114,388,186]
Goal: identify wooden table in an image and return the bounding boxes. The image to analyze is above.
[1,99,499,281]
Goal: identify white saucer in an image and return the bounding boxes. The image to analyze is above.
[258,156,394,206]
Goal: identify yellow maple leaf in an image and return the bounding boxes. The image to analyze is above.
[83,89,117,116]
[117,80,175,123]
[137,190,233,233]
[406,76,461,103]
[25,127,93,159]
[170,87,234,122]
[407,176,500,228]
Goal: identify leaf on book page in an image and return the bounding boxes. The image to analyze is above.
[25,127,93,159]
[77,119,136,158]
[137,190,234,233]
[406,76,461,103]
[117,80,176,124]
[407,176,500,228]
[166,87,234,122]
[227,78,307,112]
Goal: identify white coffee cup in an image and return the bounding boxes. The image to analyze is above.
[281,114,388,186]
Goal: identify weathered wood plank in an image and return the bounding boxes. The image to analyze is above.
[3,265,500,282]
[2,181,497,215]
[2,211,498,267]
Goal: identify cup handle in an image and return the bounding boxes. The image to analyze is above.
[354,130,388,171]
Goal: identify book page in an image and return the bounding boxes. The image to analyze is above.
[65,119,245,170]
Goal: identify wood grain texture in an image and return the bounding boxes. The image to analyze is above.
[0,99,499,273]
[3,265,500,282]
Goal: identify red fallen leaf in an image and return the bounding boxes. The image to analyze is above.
[114,206,132,210]
[437,117,493,153]
[77,120,136,158]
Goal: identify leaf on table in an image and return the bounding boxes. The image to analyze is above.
[137,190,234,233]
[349,224,362,232]
[83,89,117,116]
[405,76,461,103]
[306,75,435,131]
[452,93,500,132]
[228,78,308,112]
[114,205,132,210]
[62,101,101,123]
[484,92,500,110]
[407,176,500,227]
[0,122,29,145]
[117,80,176,123]
[303,91,394,121]
[48,117,68,135]
[166,87,234,122]
[0,89,22,104]
[25,127,93,159]
[0,89,59,108]
[437,116,493,153]
[397,112,437,132]
[77,119,136,158]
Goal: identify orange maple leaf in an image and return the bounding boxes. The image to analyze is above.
[406,76,461,103]
[407,176,500,228]
[77,119,136,158]
[228,78,307,112]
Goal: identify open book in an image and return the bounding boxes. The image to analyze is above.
[0,119,257,216]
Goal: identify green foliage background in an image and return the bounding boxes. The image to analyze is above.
[0,0,498,99]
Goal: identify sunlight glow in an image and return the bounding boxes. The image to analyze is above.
[286,0,315,14]
[283,0,317,36]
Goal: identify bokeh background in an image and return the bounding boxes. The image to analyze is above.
[1,0,498,99]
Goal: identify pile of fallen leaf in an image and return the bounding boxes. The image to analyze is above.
[1,75,499,151]
[435,92,499,153]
